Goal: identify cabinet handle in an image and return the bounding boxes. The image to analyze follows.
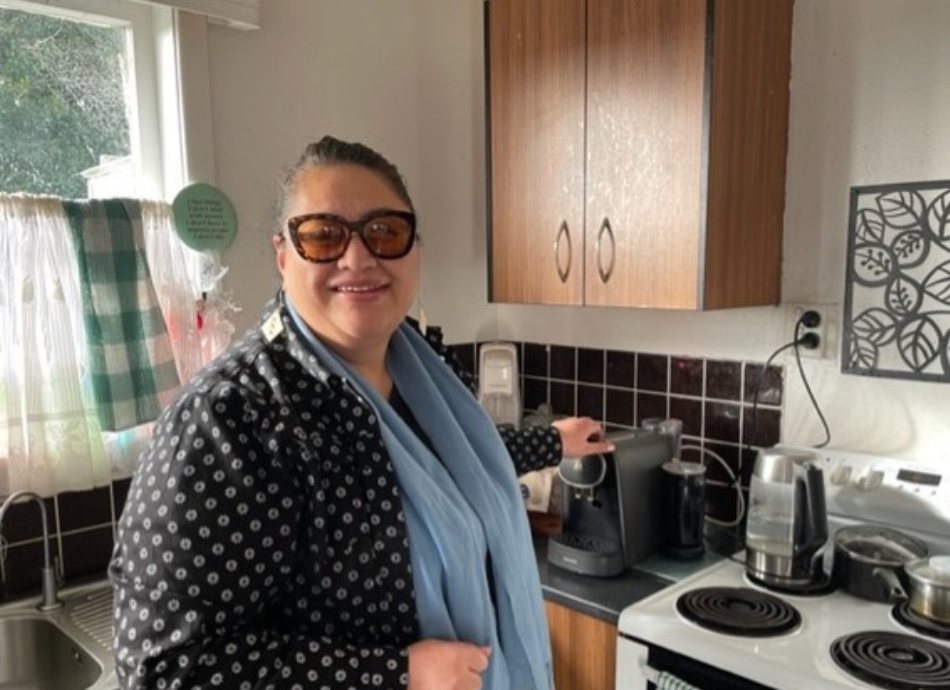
[554,220,572,283]
[596,217,615,284]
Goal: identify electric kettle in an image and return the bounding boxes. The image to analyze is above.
[745,448,828,588]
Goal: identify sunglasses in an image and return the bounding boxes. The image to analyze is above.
[285,209,417,263]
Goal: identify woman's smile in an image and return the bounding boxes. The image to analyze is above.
[332,279,391,298]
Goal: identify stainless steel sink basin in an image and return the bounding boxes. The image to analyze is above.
[0,580,116,690]
[0,616,100,690]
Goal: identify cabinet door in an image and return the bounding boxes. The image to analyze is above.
[487,0,586,305]
[545,599,617,690]
[585,0,707,308]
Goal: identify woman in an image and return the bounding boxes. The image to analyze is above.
[110,135,612,690]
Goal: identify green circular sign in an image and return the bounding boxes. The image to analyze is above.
[172,182,238,251]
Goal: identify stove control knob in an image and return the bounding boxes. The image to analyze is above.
[865,470,884,490]
[855,470,884,491]
[830,464,852,485]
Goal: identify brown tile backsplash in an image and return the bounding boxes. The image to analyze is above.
[577,347,605,384]
[1,481,127,602]
[0,496,56,543]
[57,485,113,532]
[744,406,782,448]
[523,377,549,413]
[706,360,742,401]
[637,391,668,424]
[576,383,604,420]
[1,540,57,599]
[523,342,548,378]
[637,353,668,392]
[2,339,785,601]
[668,396,702,438]
[745,362,784,406]
[451,341,476,378]
[704,400,742,444]
[466,337,786,530]
[671,357,704,397]
[111,478,132,518]
[606,350,636,388]
[60,525,116,582]
[549,380,576,417]
[550,345,576,381]
[605,388,635,427]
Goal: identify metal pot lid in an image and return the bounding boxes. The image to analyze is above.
[906,555,950,586]
[834,525,929,564]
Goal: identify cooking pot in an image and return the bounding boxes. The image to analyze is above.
[904,555,950,623]
[831,525,928,603]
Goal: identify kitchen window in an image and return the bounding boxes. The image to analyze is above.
[1,0,175,198]
[0,0,233,497]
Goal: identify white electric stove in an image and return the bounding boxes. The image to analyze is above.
[616,447,950,690]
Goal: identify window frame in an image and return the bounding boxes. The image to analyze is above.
[0,0,214,200]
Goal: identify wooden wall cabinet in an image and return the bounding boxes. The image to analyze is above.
[544,599,617,690]
[486,0,794,309]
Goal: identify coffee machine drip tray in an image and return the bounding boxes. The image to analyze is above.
[548,532,625,578]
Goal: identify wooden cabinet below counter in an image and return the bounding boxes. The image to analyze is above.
[545,599,617,690]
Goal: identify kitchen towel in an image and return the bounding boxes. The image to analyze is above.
[64,198,180,431]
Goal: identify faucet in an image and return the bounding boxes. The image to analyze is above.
[0,490,63,611]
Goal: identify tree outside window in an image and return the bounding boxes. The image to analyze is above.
[0,6,133,198]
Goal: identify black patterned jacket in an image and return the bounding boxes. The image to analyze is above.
[109,297,562,690]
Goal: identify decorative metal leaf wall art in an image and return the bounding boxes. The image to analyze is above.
[842,179,950,383]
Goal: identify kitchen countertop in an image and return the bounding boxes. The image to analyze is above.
[532,535,725,625]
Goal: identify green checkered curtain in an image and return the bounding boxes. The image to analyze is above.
[64,199,181,431]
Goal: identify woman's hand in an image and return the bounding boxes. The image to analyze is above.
[551,417,614,459]
[407,639,492,690]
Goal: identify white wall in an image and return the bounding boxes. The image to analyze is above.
[205,0,494,337]
[206,0,950,463]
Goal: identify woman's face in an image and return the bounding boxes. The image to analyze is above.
[274,164,420,360]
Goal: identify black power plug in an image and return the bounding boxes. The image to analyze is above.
[800,310,822,329]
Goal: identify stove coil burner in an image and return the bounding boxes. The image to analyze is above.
[675,587,801,637]
[831,631,950,690]
[892,602,950,642]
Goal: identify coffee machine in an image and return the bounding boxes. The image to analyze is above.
[547,429,672,577]
[745,447,828,588]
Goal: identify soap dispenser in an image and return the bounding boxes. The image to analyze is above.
[477,342,522,427]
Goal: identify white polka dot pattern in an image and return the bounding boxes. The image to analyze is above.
[109,301,562,689]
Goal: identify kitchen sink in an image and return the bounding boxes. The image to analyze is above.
[0,580,116,690]
[0,616,99,690]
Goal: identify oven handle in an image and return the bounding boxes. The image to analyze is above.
[641,660,703,690]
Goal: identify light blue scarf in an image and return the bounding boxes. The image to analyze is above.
[284,299,552,690]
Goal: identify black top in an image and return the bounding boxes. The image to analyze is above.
[110,299,564,690]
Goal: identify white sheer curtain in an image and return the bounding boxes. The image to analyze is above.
[0,194,106,496]
[0,194,233,496]
[140,200,233,385]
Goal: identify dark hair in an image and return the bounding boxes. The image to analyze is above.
[274,136,414,229]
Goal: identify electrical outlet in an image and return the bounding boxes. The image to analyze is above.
[785,304,837,359]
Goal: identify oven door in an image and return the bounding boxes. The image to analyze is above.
[617,635,779,690]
